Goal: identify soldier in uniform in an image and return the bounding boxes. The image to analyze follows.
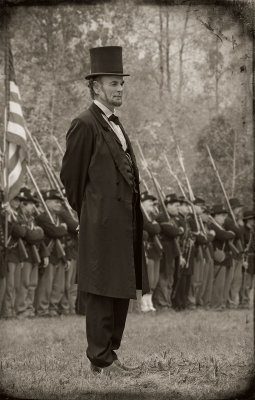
[1,195,27,318]
[153,193,185,311]
[198,206,216,308]
[35,189,68,317]
[0,190,7,316]
[60,46,149,375]
[140,191,162,312]
[209,204,235,310]
[239,210,255,308]
[58,201,79,315]
[188,197,208,308]
[223,197,244,308]
[172,196,195,310]
[15,187,48,318]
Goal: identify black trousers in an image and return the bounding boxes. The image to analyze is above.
[85,292,130,368]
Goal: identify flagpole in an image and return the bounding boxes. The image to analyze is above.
[4,6,10,248]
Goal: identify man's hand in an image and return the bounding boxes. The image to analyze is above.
[42,257,49,268]
[65,260,71,271]
[179,255,186,268]
[60,222,68,230]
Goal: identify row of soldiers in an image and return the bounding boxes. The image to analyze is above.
[140,191,254,312]
[0,186,254,319]
[0,187,78,319]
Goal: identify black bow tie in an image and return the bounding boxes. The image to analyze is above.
[108,114,120,126]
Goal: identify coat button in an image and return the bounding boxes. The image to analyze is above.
[118,197,121,201]
[116,181,120,185]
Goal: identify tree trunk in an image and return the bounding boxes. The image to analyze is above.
[165,6,171,96]
[178,6,190,103]
[159,5,164,100]
[231,129,237,197]
[215,36,219,114]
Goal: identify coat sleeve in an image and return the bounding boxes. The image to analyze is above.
[25,226,44,244]
[211,222,235,241]
[60,118,95,219]
[36,214,67,239]
[58,208,78,234]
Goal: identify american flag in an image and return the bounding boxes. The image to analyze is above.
[4,45,27,200]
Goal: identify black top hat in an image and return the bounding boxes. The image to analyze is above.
[42,189,62,201]
[211,204,228,216]
[17,187,38,203]
[141,191,156,202]
[164,193,180,205]
[85,46,130,80]
[229,197,243,209]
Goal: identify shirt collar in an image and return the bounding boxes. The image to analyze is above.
[94,100,115,119]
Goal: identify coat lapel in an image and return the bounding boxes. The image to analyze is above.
[89,103,133,188]
[119,123,140,186]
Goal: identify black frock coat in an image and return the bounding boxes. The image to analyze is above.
[60,103,149,299]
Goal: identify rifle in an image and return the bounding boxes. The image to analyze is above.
[176,146,205,261]
[26,127,75,219]
[163,153,187,198]
[26,165,66,259]
[136,140,184,265]
[206,145,243,253]
[53,135,64,157]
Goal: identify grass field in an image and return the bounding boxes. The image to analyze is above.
[0,306,254,400]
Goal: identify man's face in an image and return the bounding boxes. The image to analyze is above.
[215,213,227,225]
[234,206,243,219]
[167,202,179,215]
[95,76,124,110]
[10,198,20,209]
[142,199,155,215]
[21,202,34,214]
[194,204,203,215]
[46,199,62,213]
[178,203,188,215]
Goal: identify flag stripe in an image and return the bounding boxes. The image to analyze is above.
[7,121,26,141]
[10,81,21,99]
[4,45,27,201]
[9,91,21,105]
[9,101,23,117]
[8,112,26,133]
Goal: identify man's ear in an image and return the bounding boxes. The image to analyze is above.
[93,80,101,95]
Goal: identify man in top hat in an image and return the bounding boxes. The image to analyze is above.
[223,197,244,308]
[60,46,149,375]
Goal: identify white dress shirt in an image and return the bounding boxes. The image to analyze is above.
[94,100,127,151]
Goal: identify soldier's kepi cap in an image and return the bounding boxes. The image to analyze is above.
[17,187,38,203]
[211,204,228,215]
[193,196,205,205]
[164,193,180,205]
[243,210,255,220]
[85,46,130,80]
[229,197,243,209]
[178,196,190,204]
[141,191,156,202]
[42,189,62,201]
